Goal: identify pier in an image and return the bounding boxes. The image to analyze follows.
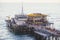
[33,30,60,40]
[27,24,60,40]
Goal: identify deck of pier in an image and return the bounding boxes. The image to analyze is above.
[28,24,60,40]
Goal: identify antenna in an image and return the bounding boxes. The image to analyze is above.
[21,2,24,15]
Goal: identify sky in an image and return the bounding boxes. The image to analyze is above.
[0,3,60,17]
[0,0,60,3]
[0,0,60,30]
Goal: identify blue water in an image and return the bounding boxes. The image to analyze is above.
[0,19,35,40]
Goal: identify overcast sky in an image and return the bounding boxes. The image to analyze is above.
[0,3,60,17]
[0,0,60,3]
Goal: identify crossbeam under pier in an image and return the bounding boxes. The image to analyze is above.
[33,31,60,40]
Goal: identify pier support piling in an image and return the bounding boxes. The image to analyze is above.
[46,36,51,40]
[55,37,58,40]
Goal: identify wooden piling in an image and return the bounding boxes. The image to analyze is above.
[55,37,58,40]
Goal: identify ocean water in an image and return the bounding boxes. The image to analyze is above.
[0,19,36,40]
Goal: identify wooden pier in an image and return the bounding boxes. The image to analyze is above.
[28,24,60,40]
[33,30,60,40]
